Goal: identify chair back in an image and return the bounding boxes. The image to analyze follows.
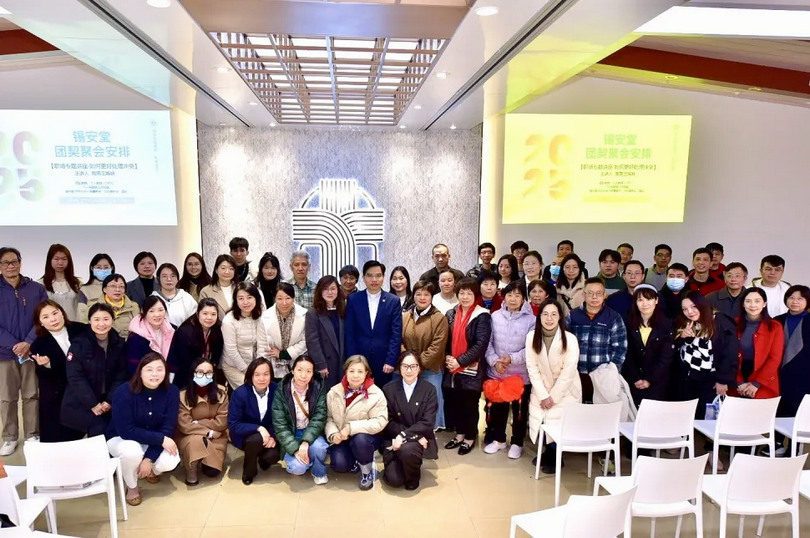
[716,396,779,437]
[561,401,622,442]
[0,477,21,526]
[792,394,810,438]
[634,399,697,441]
[24,435,111,491]
[632,454,708,504]
[563,486,636,538]
[725,453,807,503]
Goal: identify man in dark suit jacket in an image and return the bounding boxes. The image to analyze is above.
[345,261,402,386]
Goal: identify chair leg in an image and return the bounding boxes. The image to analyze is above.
[730,446,735,464]
[792,507,800,538]
[555,449,563,507]
[593,480,600,496]
[713,447,719,475]
[108,480,118,538]
[534,445,542,480]
[614,445,621,478]
[679,446,685,459]
[655,449,660,458]
[46,500,57,534]
[509,520,517,538]
[719,508,727,538]
[116,465,129,521]
[738,515,744,538]
[650,517,656,538]
[587,451,592,478]
[768,438,775,458]
[675,515,683,538]
[632,445,637,469]
[695,502,704,538]
[757,515,764,537]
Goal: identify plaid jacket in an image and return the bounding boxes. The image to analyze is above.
[565,306,628,374]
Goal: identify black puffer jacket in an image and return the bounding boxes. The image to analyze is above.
[442,305,492,392]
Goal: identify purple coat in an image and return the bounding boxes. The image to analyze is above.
[0,275,48,361]
[485,301,536,383]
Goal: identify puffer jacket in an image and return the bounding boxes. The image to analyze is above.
[442,305,492,392]
[324,381,388,440]
[484,301,535,383]
[271,372,327,456]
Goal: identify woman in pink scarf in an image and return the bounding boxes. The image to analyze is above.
[125,296,175,375]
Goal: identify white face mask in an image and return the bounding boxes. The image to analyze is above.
[666,278,686,291]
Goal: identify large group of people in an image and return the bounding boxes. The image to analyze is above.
[0,235,807,503]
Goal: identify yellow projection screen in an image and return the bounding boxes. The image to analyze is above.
[502,114,692,224]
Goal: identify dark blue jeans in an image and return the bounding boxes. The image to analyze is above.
[329,433,381,472]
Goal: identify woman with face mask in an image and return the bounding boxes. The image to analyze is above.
[175,357,229,485]
[167,299,224,387]
[271,355,329,485]
[731,288,783,400]
[79,253,115,304]
[555,254,586,316]
[125,296,175,375]
[61,303,129,438]
[622,285,674,405]
[106,352,181,506]
[30,300,87,442]
[77,274,140,340]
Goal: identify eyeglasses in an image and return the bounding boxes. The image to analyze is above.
[0,260,21,268]
[194,371,214,379]
[584,291,604,298]
[401,364,419,371]
[540,312,559,319]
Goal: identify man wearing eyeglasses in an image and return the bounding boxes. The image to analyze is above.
[0,247,48,456]
[418,244,464,294]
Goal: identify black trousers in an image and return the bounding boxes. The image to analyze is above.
[485,384,531,446]
[330,433,381,472]
[242,432,281,479]
[444,387,481,440]
[383,441,425,488]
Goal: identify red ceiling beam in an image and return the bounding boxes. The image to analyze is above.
[599,46,810,96]
[0,29,57,55]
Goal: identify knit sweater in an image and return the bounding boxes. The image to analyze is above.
[107,384,180,462]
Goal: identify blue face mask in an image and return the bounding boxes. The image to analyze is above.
[194,375,214,387]
[550,265,561,278]
[93,268,112,281]
[666,278,686,291]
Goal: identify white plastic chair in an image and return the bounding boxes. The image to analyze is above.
[619,399,698,465]
[594,454,708,538]
[510,485,635,538]
[693,396,780,474]
[702,453,806,538]
[774,394,810,457]
[23,436,128,538]
[5,466,27,487]
[0,476,56,532]
[538,401,623,507]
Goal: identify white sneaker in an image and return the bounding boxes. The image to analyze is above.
[0,441,17,456]
[507,444,523,459]
[313,475,329,485]
[484,441,507,454]
[26,435,40,443]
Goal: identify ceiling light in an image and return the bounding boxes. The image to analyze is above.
[636,6,810,39]
[749,86,762,92]
[146,0,170,7]
[450,124,457,130]
[399,125,406,129]
[0,6,11,15]
[733,91,741,95]
[270,122,277,127]
[474,6,499,17]
[435,71,449,79]
[215,67,231,74]
[248,101,258,106]
[219,122,226,126]
[664,75,679,80]
[413,105,423,110]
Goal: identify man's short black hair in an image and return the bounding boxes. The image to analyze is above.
[598,249,621,264]
[362,260,386,276]
[510,241,529,252]
[229,237,250,251]
[339,265,360,279]
[0,247,21,261]
[654,244,672,255]
[624,260,644,272]
[617,243,634,253]
[478,242,496,255]
[668,263,689,275]
[761,255,785,269]
[705,242,724,254]
[692,248,712,260]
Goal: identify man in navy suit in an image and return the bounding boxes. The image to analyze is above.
[345,261,402,386]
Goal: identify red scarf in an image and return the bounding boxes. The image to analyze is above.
[450,306,475,373]
[531,303,540,316]
[342,376,374,407]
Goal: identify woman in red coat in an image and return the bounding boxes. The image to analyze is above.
[732,288,783,399]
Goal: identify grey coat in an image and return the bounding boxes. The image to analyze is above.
[304,308,345,389]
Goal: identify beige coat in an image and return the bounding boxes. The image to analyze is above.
[199,283,233,319]
[324,382,388,441]
[257,304,308,379]
[175,386,230,470]
[401,306,449,372]
[221,312,261,389]
[525,329,582,444]
[77,296,140,340]
[557,276,586,317]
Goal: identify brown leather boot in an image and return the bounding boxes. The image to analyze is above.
[185,461,199,485]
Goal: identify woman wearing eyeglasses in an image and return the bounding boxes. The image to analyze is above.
[77,274,140,340]
[152,263,197,328]
[176,357,229,486]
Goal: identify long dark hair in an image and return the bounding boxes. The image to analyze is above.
[128,352,170,393]
[211,254,237,287]
[313,275,345,316]
[389,266,413,301]
[42,244,81,293]
[255,252,282,308]
[736,287,773,332]
[497,254,519,283]
[532,299,568,354]
[178,253,211,293]
[628,287,665,330]
[231,282,263,320]
[184,357,225,407]
[556,253,584,290]
[86,253,115,285]
[33,299,72,337]
[675,291,716,339]
[178,298,223,361]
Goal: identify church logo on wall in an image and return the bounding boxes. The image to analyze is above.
[292,179,385,276]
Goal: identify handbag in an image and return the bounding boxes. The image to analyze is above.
[483,375,525,422]
[705,394,725,420]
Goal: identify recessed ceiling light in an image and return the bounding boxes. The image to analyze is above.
[270,122,277,127]
[248,101,258,106]
[450,124,457,130]
[146,0,170,7]
[749,86,762,92]
[474,6,499,16]
[215,67,231,74]
[664,75,679,80]
[414,105,423,110]
[219,122,226,126]
[399,125,406,129]
[435,71,449,79]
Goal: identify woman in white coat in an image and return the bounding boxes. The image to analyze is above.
[525,299,581,475]
[257,282,307,381]
[221,282,264,389]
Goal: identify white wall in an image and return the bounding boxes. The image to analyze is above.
[0,59,201,281]
[481,76,810,283]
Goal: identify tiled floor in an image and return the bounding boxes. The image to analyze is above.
[5,431,810,537]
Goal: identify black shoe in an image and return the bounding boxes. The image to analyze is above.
[532,456,538,466]
[241,476,254,485]
[349,462,360,474]
[434,427,446,433]
[541,463,556,474]
[458,442,475,456]
[445,438,463,450]
[405,482,419,491]
[201,464,221,478]
[259,460,272,471]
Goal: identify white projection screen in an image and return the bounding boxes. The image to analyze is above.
[0,109,177,225]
